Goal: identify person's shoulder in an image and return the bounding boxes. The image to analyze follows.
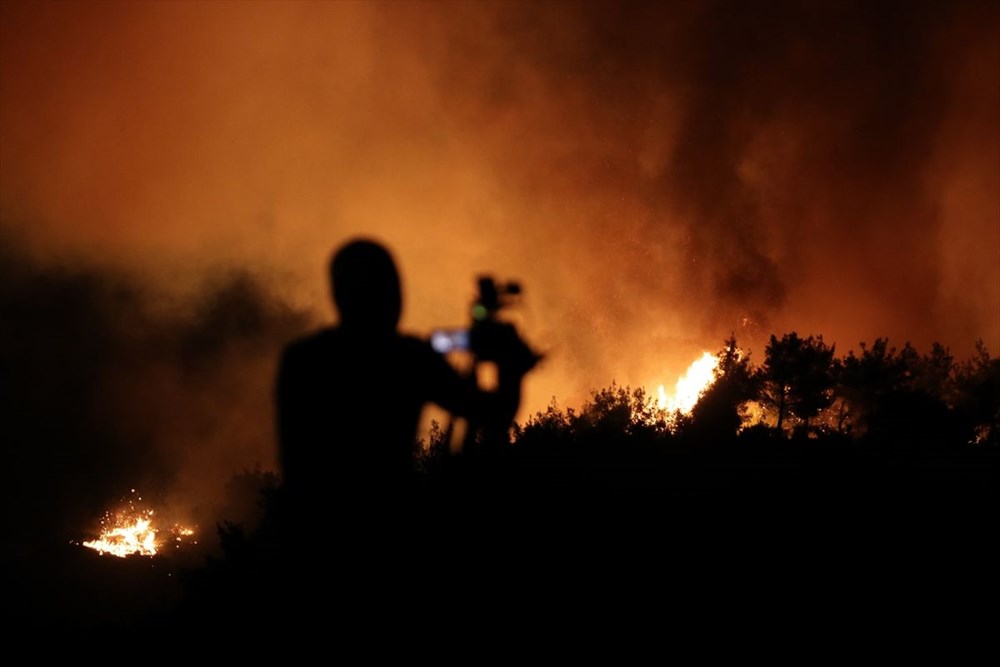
[282,328,339,360]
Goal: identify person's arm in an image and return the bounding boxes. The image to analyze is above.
[424,323,539,436]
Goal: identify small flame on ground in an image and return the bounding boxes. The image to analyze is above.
[82,511,158,558]
[656,351,719,415]
[79,491,195,558]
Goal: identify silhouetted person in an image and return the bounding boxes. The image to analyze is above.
[276,239,536,517]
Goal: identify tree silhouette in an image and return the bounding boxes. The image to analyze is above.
[954,340,1000,445]
[687,335,759,443]
[835,338,912,435]
[516,383,666,448]
[833,339,964,447]
[759,333,835,435]
[912,342,956,404]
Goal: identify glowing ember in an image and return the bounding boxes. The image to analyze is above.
[80,490,195,558]
[656,351,719,415]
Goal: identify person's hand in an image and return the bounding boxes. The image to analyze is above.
[489,321,542,378]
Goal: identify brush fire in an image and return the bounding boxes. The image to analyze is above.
[79,490,196,558]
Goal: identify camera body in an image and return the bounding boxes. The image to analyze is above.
[470,276,521,361]
[431,276,521,360]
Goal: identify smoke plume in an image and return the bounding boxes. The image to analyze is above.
[2,1,997,525]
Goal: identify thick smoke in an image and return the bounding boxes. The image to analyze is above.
[1,1,997,506]
[0,239,311,541]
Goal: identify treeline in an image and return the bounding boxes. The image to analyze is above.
[511,334,999,451]
[160,334,999,634]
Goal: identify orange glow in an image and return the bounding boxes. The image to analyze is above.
[2,2,996,512]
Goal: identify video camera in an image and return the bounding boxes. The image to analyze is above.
[431,276,522,361]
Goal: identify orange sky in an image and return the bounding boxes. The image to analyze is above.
[3,0,998,418]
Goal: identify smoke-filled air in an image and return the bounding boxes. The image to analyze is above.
[2,2,997,543]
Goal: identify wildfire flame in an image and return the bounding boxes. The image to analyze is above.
[656,351,719,415]
[82,510,158,557]
[80,490,195,558]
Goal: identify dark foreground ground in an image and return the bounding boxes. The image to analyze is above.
[6,443,996,640]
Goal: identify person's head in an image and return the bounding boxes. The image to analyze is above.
[329,239,402,335]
